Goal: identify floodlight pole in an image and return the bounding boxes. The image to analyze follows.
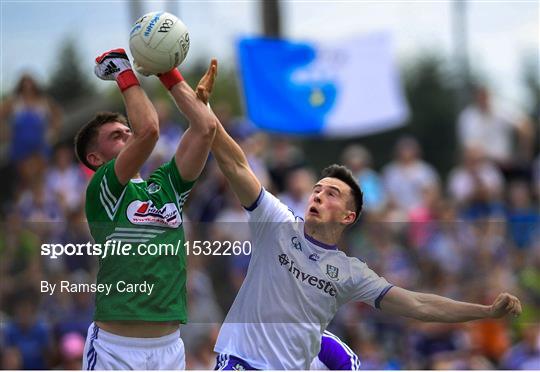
[452,0,471,106]
[128,1,144,24]
[262,0,282,38]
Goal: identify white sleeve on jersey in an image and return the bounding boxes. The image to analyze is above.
[244,188,296,223]
[347,258,393,309]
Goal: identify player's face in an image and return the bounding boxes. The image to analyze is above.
[305,177,356,226]
[90,122,132,167]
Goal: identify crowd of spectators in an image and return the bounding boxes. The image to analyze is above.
[1,76,539,369]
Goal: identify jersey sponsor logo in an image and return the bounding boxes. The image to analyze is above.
[126,200,181,228]
[146,183,161,194]
[278,253,337,297]
[326,264,339,281]
[291,236,302,251]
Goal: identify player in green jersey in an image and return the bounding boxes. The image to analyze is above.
[74,48,217,370]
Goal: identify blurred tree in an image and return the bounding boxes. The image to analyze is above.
[522,55,540,154]
[400,55,461,176]
[48,38,95,106]
[523,56,540,118]
[186,58,243,116]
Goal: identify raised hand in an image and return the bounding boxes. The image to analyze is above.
[94,48,133,81]
[196,58,218,104]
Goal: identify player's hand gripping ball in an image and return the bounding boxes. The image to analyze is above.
[129,11,189,75]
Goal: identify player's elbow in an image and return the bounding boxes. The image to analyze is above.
[407,294,437,322]
[205,117,218,137]
[193,117,217,140]
[228,161,252,182]
[139,123,160,144]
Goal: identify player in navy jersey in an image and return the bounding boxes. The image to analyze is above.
[196,60,522,370]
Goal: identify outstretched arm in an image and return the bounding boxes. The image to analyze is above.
[210,118,262,207]
[94,49,159,185]
[149,64,217,182]
[195,59,261,207]
[114,87,160,184]
[380,286,522,322]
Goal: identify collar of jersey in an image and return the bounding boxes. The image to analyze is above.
[304,231,338,250]
[130,178,144,183]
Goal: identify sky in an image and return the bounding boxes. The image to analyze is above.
[1,0,538,109]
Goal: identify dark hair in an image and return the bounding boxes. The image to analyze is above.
[15,74,43,97]
[321,164,363,221]
[74,112,128,170]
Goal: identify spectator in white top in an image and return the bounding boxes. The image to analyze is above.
[45,144,87,213]
[457,86,534,169]
[448,146,505,219]
[382,136,439,214]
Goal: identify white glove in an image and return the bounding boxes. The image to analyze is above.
[94,48,133,81]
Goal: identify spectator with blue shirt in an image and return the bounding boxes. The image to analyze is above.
[341,145,386,214]
[3,290,52,369]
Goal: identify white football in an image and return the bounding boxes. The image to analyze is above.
[129,11,190,74]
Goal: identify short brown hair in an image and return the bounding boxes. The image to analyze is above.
[321,164,363,221]
[74,112,128,170]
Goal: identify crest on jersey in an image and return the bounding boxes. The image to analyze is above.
[146,183,161,194]
[326,264,339,280]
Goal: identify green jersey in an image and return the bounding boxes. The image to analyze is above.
[85,157,194,322]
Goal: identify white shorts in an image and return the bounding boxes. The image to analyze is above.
[82,322,185,370]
